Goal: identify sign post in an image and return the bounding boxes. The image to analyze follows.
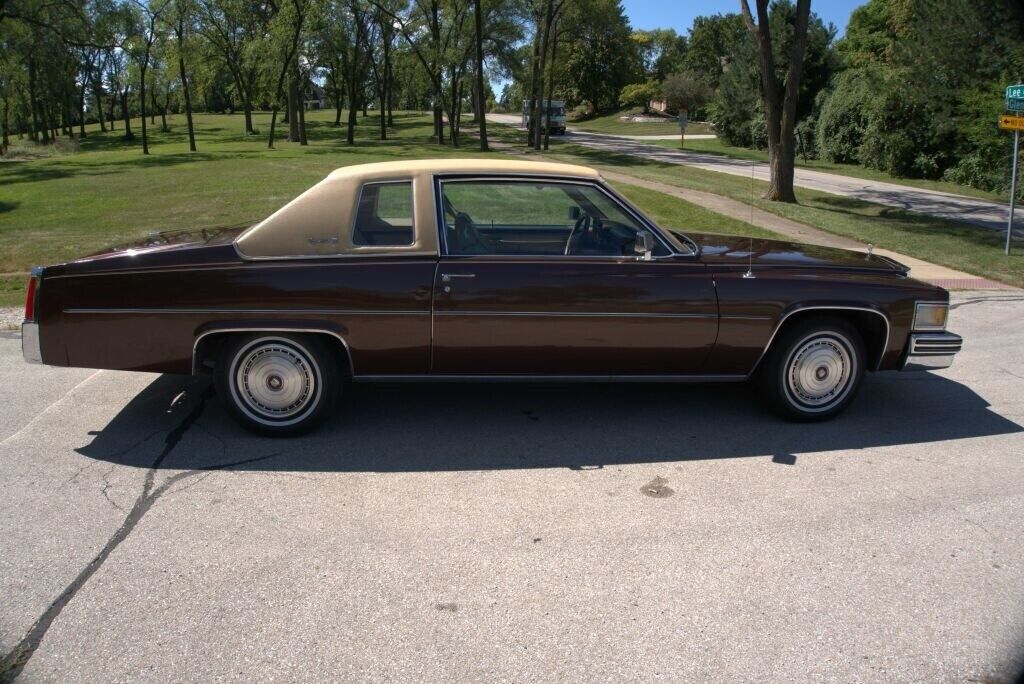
[1007,129,1019,256]
[1004,85,1024,256]
[678,110,687,149]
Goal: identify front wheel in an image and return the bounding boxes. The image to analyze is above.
[757,317,865,421]
[215,334,338,436]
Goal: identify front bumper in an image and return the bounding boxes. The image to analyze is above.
[901,332,962,371]
[22,322,41,364]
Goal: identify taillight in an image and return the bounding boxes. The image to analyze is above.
[24,271,39,322]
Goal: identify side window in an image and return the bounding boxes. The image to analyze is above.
[440,180,668,258]
[353,182,414,246]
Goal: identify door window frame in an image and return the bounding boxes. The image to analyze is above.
[432,174,694,259]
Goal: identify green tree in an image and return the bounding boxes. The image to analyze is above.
[559,0,639,113]
[660,71,711,116]
[633,28,686,82]
[618,79,658,113]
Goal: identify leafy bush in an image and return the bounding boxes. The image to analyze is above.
[619,80,661,112]
[942,85,1024,199]
[815,70,875,164]
[660,71,711,116]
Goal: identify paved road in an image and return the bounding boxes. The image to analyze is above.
[488,114,1023,236]
[2,292,1024,681]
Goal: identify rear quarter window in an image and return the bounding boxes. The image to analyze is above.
[353,182,414,246]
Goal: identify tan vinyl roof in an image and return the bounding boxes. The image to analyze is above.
[324,158,600,181]
[234,159,601,259]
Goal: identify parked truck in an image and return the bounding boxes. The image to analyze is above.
[521,99,567,135]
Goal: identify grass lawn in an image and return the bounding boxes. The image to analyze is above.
[541,140,1024,288]
[570,107,715,136]
[0,109,771,307]
[650,137,1008,203]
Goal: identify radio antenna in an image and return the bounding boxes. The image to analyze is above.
[743,161,756,279]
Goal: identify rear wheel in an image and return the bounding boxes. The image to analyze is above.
[757,317,865,421]
[215,334,338,436]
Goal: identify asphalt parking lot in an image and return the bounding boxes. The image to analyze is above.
[2,291,1024,682]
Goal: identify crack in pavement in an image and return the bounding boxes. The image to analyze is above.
[950,296,1024,310]
[0,385,282,682]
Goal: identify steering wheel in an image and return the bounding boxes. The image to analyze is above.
[564,214,592,255]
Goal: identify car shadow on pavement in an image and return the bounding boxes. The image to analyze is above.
[76,370,1023,472]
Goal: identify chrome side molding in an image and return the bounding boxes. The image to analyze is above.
[901,332,963,371]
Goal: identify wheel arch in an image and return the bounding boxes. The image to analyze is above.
[750,305,890,375]
[192,325,354,378]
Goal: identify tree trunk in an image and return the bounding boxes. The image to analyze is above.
[298,95,307,145]
[121,88,133,139]
[267,106,279,148]
[543,24,559,151]
[95,83,106,132]
[526,22,541,147]
[433,101,444,144]
[347,100,357,144]
[140,65,150,154]
[1,98,9,154]
[243,99,253,134]
[740,0,810,203]
[108,90,116,132]
[287,69,299,142]
[77,76,88,138]
[179,54,196,151]
[27,57,39,142]
[385,55,394,127]
[383,35,393,128]
[473,0,487,150]
[533,0,554,151]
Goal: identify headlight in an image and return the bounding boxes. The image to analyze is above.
[913,302,948,331]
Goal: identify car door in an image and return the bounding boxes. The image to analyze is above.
[430,177,718,375]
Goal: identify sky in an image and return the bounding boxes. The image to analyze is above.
[621,0,863,37]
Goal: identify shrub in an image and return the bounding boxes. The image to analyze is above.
[661,71,712,116]
[619,80,661,113]
[815,70,875,164]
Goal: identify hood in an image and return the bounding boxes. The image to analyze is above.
[679,232,909,274]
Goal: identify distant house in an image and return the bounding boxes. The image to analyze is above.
[304,82,327,110]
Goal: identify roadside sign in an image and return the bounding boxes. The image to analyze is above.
[678,111,687,129]
[1000,113,1024,131]
[1008,85,1024,112]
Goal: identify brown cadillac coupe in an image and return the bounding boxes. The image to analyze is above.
[22,159,962,435]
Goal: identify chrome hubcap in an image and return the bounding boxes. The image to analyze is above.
[787,335,853,409]
[234,341,316,422]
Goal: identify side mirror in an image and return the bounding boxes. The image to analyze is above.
[568,206,583,221]
[634,231,654,261]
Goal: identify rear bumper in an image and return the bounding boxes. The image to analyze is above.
[22,322,41,364]
[901,332,962,371]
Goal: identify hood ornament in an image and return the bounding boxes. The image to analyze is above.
[866,243,874,257]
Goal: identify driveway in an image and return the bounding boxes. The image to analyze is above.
[488,114,1022,236]
[2,292,1024,681]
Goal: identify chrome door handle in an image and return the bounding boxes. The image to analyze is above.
[441,273,476,282]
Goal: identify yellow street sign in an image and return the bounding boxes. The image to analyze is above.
[1000,113,1024,131]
